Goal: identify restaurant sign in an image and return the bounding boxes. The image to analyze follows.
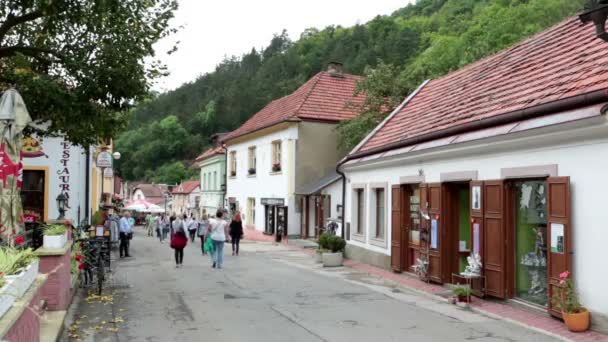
[96,151,112,168]
[261,198,284,206]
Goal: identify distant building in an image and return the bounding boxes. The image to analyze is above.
[171,180,201,216]
[195,133,226,218]
[131,183,169,207]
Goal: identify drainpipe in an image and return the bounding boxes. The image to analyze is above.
[336,162,346,240]
[85,146,91,224]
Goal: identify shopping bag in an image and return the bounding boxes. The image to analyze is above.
[204,237,214,254]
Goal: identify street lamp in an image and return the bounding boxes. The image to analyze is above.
[98,150,121,208]
[56,193,68,220]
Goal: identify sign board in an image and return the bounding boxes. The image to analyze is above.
[551,223,565,253]
[261,198,285,206]
[96,151,113,168]
[103,168,114,178]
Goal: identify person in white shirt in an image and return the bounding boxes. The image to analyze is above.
[209,210,230,269]
[119,212,133,258]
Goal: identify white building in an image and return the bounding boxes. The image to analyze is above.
[196,134,226,217]
[339,18,608,331]
[223,63,365,238]
[171,180,201,216]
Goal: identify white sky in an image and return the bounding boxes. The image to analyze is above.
[152,0,414,92]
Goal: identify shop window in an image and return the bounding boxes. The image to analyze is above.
[21,170,45,223]
[271,141,281,172]
[374,188,385,239]
[248,146,257,175]
[229,151,237,177]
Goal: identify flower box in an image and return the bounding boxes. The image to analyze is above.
[272,164,281,172]
[5,259,39,299]
[43,232,67,249]
[0,278,15,319]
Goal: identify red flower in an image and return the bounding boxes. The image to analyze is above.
[14,236,25,245]
[78,263,85,270]
[75,255,83,262]
[65,220,71,226]
[559,271,570,279]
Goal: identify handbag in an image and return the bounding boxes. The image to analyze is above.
[204,236,214,254]
[170,231,187,249]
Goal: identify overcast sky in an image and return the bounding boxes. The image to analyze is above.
[152,0,414,92]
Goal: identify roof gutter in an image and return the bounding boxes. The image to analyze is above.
[344,88,608,162]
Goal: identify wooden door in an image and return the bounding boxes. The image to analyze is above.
[547,177,572,318]
[391,185,402,272]
[428,183,442,283]
[419,184,429,273]
[484,180,506,298]
[470,181,484,261]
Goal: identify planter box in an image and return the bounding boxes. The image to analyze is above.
[322,252,343,267]
[43,232,67,249]
[314,251,323,263]
[6,259,39,299]
[0,279,15,319]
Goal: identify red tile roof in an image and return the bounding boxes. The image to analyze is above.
[172,180,200,194]
[357,17,608,154]
[223,71,365,142]
[195,145,225,162]
[133,184,168,199]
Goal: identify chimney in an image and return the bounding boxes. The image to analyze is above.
[327,61,344,76]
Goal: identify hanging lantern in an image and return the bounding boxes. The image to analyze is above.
[56,193,68,220]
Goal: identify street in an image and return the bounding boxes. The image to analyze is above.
[62,228,559,342]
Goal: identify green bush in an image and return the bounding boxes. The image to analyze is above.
[318,234,330,250]
[44,224,66,236]
[325,235,346,253]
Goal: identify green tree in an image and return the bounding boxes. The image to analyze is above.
[0,0,178,145]
[147,161,196,185]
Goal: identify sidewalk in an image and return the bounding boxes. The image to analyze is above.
[243,230,607,342]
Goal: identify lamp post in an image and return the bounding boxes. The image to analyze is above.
[56,193,68,220]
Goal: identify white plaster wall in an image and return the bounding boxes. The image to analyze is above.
[343,118,608,314]
[226,126,299,234]
[200,154,225,216]
[22,136,87,224]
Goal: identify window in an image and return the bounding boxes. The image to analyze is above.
[356,188,364,234]
[213,171,217,190]
[195,196,200,208]
[203,174,207,191]
[229,151,236,177]
[374,188,385,239]
[271,141,281,172]
[248,146,257,175]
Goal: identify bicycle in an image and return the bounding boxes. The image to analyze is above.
[75,237,111,295]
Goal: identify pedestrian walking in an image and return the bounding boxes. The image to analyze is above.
[187,214,198,242]
[155,214,162,241]
[170,214,188,268]
[229,211,244,256]
[198,214,210,255]
[169,213,176,235]
[161,214,170,243]
[209,210,229,269]
[146,213,155,237]
[119,212,133,258]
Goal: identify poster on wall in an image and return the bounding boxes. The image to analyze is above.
[430,219,438,249]
[472,186,481,210]
[551,223,565,253]
[473,223,480,254]
[410,230,420,245]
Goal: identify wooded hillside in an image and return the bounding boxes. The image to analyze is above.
[115,0,585,184]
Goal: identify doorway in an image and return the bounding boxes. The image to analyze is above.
[247,197,255,226]
[402,185,421,272]
[444,182,471,278]
[511,180,548,306]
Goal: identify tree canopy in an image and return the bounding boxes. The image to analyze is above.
[0,0,178,146]
[117,0,585,183]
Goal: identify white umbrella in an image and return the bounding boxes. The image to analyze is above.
[124,199,165,213]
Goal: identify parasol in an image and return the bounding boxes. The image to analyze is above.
[0,89,32,244]
[124,199,164,213]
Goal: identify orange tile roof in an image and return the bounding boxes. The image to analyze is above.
[171,180,200,194]
[195,145,225,162]
[357,17,608,154]
[223,71,365,142]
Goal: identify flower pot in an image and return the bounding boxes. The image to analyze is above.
[322,252,343,267]
[43,232,67,249]
[314,251,323,263]
[5,259,39,298]
[0,279,15,319]
[457,295,471,303]
[563,309,590,332]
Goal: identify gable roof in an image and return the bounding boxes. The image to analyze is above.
[354,17,608,156]
[195,145,225,162]
[172,180,200,194]
[134,184,168,199]
[222,71,365,142]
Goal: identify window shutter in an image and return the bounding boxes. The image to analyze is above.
[470,181,484,263]
[483,180,506,298]
[391,185,402,272]
[547,177,572,318]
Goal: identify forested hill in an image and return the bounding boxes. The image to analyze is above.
[115,0,584,184]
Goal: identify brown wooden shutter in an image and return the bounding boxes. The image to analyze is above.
[391,185,402,272]
[547,177,572,318]
[428,183,443,283]
[470,181,484,262]
[483,180,506,298]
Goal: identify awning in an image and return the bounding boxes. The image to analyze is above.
[295,172,341,196]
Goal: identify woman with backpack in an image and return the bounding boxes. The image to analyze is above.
[229,212,244,256]
[170,214,188,268]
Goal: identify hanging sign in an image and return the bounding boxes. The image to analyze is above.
[551,223,565,254]
[96,151,112,168]
[261,198,285,206]
[103,168,114,178]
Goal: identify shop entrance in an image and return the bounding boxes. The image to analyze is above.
[262,198,287,237]
[511,180,548,307]
[403,184,421,272]
[443,182,471,278]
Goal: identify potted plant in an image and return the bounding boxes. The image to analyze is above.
[272,163,281,172]
[2,248,39,299]
[43,224,68,249]
[315,234,329,263]
[248,168,256,175]
[552,271,590,332]
[452,284,472,303]
[322,235,346,267]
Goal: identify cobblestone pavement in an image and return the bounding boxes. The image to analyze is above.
[60,228,560,342]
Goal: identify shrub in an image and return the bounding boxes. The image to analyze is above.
[325,235,346,253]
[318,234,330,250]
[44,224,66,236]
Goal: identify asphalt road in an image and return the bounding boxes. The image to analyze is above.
[62,228,559,342]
